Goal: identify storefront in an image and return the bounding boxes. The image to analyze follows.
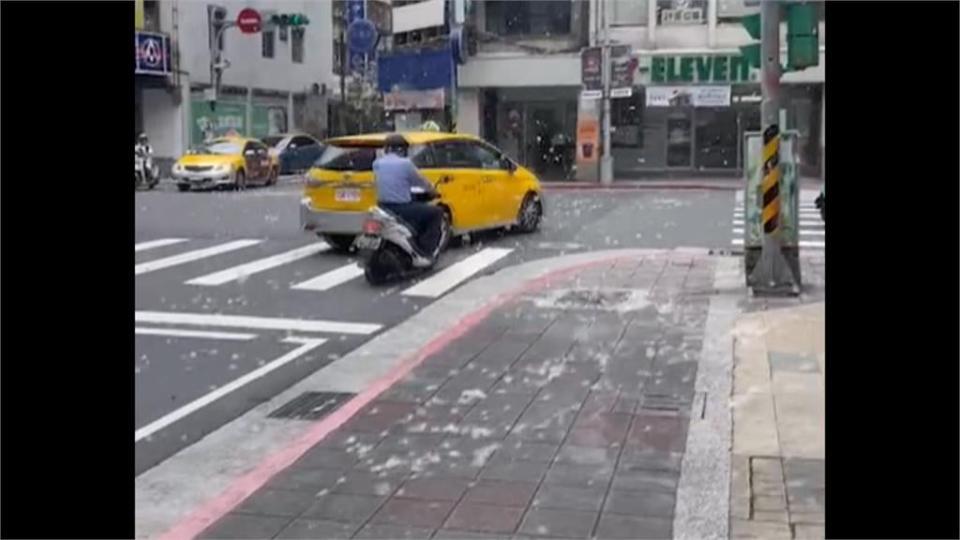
[480,86,579,181]
[188,88,290,146]
[611,53,823,178]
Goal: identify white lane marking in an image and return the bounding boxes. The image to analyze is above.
[134,327,257,340]
[402,248,514,298]
[732,228,825,236]
[731,238,825,248]
[186,242,330,286]
[135,238,189,252]
[291,263,364,291]
[135,337,327,442]
[733,219,822,227]
[134,310,382,335]
[135,239,262,276]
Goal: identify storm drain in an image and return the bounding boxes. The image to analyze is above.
[638,393,691,415]
[268,391,355,421]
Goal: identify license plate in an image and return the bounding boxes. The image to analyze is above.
[355,235,381,250]
[335,188,361,202]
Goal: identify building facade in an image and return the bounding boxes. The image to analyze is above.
[135,0,339,173]
[456,0,825,180]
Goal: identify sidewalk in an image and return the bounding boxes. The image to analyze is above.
[140,249,825,540]
[729,302,825,540]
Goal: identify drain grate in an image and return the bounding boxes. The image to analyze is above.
[638,393,691,414]
[268,391,355,421]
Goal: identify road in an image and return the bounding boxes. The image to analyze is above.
[135,180,755,474]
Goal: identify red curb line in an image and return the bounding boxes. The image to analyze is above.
[543,184,740,192]
[157,253,639,540]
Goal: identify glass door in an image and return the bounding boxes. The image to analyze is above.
[666,108,693,168]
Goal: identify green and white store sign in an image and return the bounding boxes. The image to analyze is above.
[191,100,289,145]
[638,54,760,85]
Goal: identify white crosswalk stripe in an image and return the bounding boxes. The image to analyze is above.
[731,190,824,252]
[186,242,330,286]
[135,238,188,252]
[291,262,365,291]
[135,237,518,301]
[135,239,263,275]
[402,248,514,298]
[135,310,382,334]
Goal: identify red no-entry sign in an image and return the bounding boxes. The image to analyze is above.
[236,8,262,34]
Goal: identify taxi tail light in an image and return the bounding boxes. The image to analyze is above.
[362,218,383,235]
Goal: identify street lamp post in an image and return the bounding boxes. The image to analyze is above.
[599,0,613,185]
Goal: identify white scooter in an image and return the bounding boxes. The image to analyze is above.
[355,187,449,286]
[135,146,159,190]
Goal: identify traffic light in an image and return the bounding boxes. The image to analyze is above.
[269,13,310,27]
[786,2,819,70]
[739,12,761,70]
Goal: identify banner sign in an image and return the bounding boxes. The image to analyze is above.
[383,88,446,111]
[346,0,367,74]
[610,45,637,96]
[645,85,731,107]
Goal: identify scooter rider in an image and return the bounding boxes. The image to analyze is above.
[373,134,444,267]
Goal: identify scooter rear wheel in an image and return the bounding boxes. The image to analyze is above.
[364,244,409,285]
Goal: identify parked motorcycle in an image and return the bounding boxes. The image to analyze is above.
[135,146,159,190]
[355,187,449,286]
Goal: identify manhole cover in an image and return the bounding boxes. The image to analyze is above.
[268,391,355,421]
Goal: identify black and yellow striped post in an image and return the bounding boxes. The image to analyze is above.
[747,0,798,295]
[761,124,781,235]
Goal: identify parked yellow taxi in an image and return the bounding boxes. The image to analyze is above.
[172,136,279,192]
[300,131,544,252]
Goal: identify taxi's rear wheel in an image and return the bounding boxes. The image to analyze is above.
[267,167,278,186]
[438,208,453,252]
[324,234,356,253]
[516,194,542,233]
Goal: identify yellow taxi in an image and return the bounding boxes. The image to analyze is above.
[172,136,279,192]
[300,131,543,251]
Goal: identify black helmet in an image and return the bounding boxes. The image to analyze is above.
[384,134,409,155]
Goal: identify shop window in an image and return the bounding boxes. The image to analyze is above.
[610,0,648,27]
[292,28,305,64]
[694,109,738,169]
[657,0,706,25]
[262,30,275,59]
[611,92,644,148]
[485,0,571,37]
[143,0,161,31]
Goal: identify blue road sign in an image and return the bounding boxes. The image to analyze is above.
[135,31,171,76]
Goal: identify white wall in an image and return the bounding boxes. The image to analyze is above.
[459,55,581,88]
[392,0,445,33]
[456,88,481,136]
[172,0,336,94]
[142,88,184,160]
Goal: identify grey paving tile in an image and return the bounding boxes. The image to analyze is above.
[609,467,678,493]
[479,459,550,483]
[369,498,456,529]
[491,440,559,464]
[395,477,472,502]
[542,463,614,489]
[232,488,317,518]
[275,518,359,539]
[266,467,345,492]
[291,447,360,470]
[461,480,538,507]
[532,483,606,512]
[553,445,618,466]
[434,530,511,540]
[301,493,387,524]
[518,507,597,538]
[352,523,437,539]
[443,503,525,534]
[603,489,675,518]
[594,514,672,539]
[331,470,408,497]
[198,513,291,539]
[617,449,684,472]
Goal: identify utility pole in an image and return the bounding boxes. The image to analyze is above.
[748,0,799,295]
[339,22,347,135]
[599,0,613,185]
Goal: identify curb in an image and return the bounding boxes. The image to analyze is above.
[542,181,741,191]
